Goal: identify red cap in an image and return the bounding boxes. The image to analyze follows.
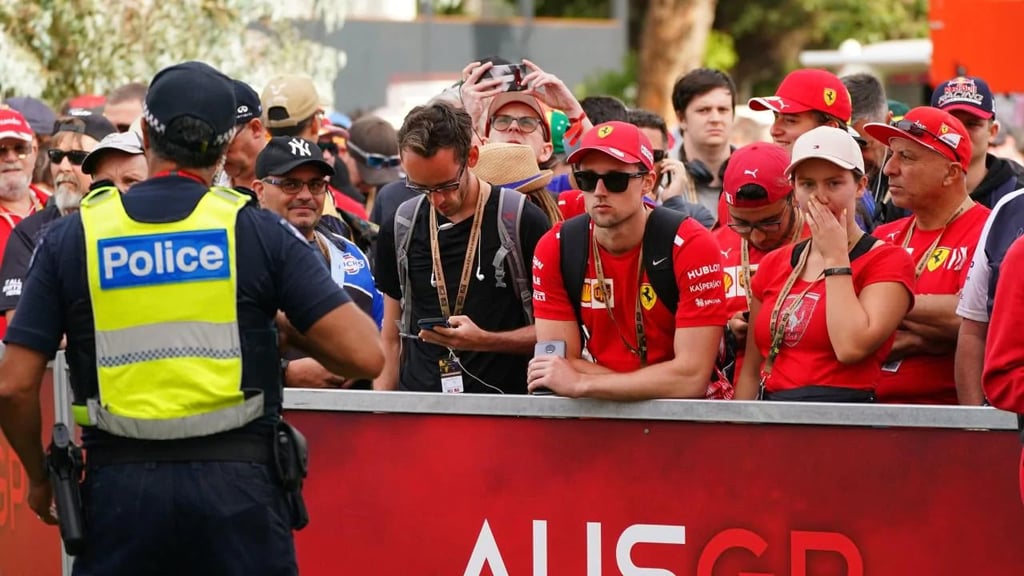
[748,69,852,123]
[862,106,972,171]
[0,108,34,142]
[566,121,655,171]
[722,143,792,207]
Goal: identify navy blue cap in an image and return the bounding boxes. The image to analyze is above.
[256,136,334,179]
[143,61,236,146]
[931,76,996,120]
[232,79,262,125]
[4,97,57,136]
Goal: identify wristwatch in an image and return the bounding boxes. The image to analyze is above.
[823,267,853,277]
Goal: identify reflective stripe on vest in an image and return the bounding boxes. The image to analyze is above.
[79,186,262,440]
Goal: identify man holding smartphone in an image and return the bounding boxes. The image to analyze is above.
[527,121,728,399]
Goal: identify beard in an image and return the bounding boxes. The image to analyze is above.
[0,164,29,202]
[54,173,84,213]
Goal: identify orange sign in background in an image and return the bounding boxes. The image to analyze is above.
[930,0,1024,92]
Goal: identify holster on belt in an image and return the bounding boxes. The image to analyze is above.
[272,419,309,530]
[47,423,87,555]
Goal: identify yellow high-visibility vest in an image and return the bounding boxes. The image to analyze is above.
[77,186,263,440]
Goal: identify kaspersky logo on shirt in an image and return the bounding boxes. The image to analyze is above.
[98,230,229,289]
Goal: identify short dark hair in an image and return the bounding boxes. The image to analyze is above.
[581,96,628,125]
[813,111,847,128]
[671,68,736,116]
[626,109,668,146]
[398,102,472,163]
[267,115,315,138]
[107,82,148,105]
[148,116,229,169]
[841,73,888,124]
[735,183,769,202]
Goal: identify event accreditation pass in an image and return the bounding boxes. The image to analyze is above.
[439,358,465,393]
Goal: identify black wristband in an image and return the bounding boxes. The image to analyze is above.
[823,267,853,277]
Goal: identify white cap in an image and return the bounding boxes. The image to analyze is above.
[785,126,865,177]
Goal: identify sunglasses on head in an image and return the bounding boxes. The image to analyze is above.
[892,119,961,162]
[0,142,32,159]
[346,141,401,170]
[573,170,648,193]
[47,149,89,166]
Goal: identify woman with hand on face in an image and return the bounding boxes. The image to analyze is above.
[735,127,915,402]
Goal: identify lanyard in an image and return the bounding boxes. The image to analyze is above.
[739,209,804,311]
[760,241,822,395]
[428,182,490,318]
[901,200,972,279]
[591,225,648,367]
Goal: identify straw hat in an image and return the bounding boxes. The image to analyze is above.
[472,142,553,193]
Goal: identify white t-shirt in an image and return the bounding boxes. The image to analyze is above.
[957,188,1024,322]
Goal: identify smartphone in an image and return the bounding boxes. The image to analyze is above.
[531,340,566,396]
[487,64,528,92]
[417,317,449,331]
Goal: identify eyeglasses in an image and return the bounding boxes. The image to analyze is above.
[407,165,466,195]
[0,143,33,159]
[573,170,648,193]
[892,119,961,162]
[490,115,542,135]
[47,149,89,166]
[262,176,329,196]
[653,149,667,163]
[727,198,792,235]
[346,141,401,170]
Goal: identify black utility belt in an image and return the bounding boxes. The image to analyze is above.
[86,434,272,466]
[763,385,875,403]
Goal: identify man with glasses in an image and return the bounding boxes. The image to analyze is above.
[865,106,990,404]
[254,136,384,389]
[712,142,807,382]
[374,102,550,394]
[528,121,727,399]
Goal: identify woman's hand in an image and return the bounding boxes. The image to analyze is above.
[804,196,851,267]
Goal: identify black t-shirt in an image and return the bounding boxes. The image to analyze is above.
[370,179,417,225]
[0,204,61,312]
[5,175,351,446]
[375,188,550,393]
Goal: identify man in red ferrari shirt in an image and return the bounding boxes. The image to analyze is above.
[864,106,990,404]
[713,142,807,380]
[527,121,728,399]
[981,235,1024,506]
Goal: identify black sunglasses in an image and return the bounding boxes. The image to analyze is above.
[892,119,961,162]
[574,170,648,193]
[47,149,89,166]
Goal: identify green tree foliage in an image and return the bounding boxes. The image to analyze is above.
[0,1,345,108]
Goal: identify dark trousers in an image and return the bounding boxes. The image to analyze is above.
[72,461,296,576]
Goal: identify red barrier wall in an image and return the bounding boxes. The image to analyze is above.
[291,412,1024,575]
[0,371,63,576]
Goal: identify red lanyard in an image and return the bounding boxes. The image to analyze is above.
[152,170,208,186]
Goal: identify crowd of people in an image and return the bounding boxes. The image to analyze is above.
[0,56,1023,574]
[1,59,1024,411]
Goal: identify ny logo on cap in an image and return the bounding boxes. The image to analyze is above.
[289,138,312,157]
[823,88,837,107]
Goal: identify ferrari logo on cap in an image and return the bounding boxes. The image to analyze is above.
[598,125,614,138]
[823,88,837,107]
[939,123,950,135]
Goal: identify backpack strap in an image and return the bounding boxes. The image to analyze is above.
[641,207,688,315]
[559,213,592,332]
[492,187,533,323]
[394,195,426,335]
[789,234,877,267]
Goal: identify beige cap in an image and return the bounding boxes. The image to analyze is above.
[261,75,319,129]
[785,126,865,177]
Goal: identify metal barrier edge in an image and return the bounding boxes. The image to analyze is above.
[283,389,1021,431]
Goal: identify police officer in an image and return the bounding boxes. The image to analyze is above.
[0,61,383,575]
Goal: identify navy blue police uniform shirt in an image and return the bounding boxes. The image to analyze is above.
[4,175,351,444]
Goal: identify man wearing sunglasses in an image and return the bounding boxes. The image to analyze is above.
[340,115,403,215]
[528,121,728,399]
[254,136,384,389]
[374,102,551,394]
[865,106,990,405]
[0,109,55,336]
